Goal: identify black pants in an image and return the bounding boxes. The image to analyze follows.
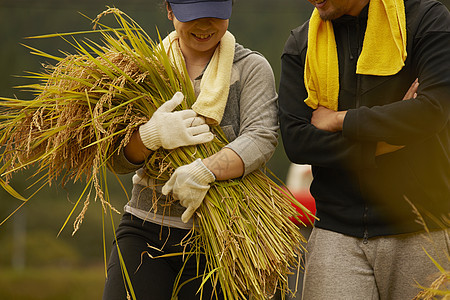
[102,213,223,300]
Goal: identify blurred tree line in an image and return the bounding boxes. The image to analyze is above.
[0,0,449,275]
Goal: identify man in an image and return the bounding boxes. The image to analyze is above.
[278,0,449,299]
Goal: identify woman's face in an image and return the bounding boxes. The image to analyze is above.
[167,6,229,56]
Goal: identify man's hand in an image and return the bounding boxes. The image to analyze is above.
[311,106,347,132]
[402,78,419,100]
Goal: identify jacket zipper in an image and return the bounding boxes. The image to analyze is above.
[355,21,362,109]
[363,205,369,244]
[355,20,369,244]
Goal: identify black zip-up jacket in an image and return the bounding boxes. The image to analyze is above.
[278,0,450,238]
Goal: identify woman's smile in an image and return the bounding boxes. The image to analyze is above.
[191,32,214,41]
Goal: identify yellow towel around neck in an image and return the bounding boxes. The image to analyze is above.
[162,30,235,125]
[304,0,407,111]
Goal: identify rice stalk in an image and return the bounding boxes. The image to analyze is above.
[413,272,450,300]
[0,8,313,299]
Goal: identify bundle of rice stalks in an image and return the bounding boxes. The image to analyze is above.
[0,8,312,299]
[413,272,450,300]
[407,200,450,300]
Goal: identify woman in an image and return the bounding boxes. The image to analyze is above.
[102,0,278,299]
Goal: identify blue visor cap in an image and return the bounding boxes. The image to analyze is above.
[168,0,232,22]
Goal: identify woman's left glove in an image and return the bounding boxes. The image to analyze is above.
[139,92,213,150]
[162,158,215,223]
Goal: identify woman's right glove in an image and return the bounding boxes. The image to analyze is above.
[139,92,214,150]
[162,158,215,223]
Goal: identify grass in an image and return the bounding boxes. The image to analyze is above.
[0,265,105,300]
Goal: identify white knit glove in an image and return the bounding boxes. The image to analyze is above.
[162,158,215,223]
[139,92,213,150]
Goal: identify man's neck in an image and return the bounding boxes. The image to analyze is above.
[348,0,370,16]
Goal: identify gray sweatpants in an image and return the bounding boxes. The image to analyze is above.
[302,228,450,300]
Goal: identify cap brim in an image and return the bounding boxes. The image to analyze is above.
[170,1,232,22]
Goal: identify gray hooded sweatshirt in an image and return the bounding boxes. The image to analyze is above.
[109,43,278,229]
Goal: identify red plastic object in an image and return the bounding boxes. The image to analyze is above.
[284,189,316,226]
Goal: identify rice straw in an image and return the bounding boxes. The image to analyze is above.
[0,8,313,299]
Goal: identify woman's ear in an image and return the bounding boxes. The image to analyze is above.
[166,3,174,20]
